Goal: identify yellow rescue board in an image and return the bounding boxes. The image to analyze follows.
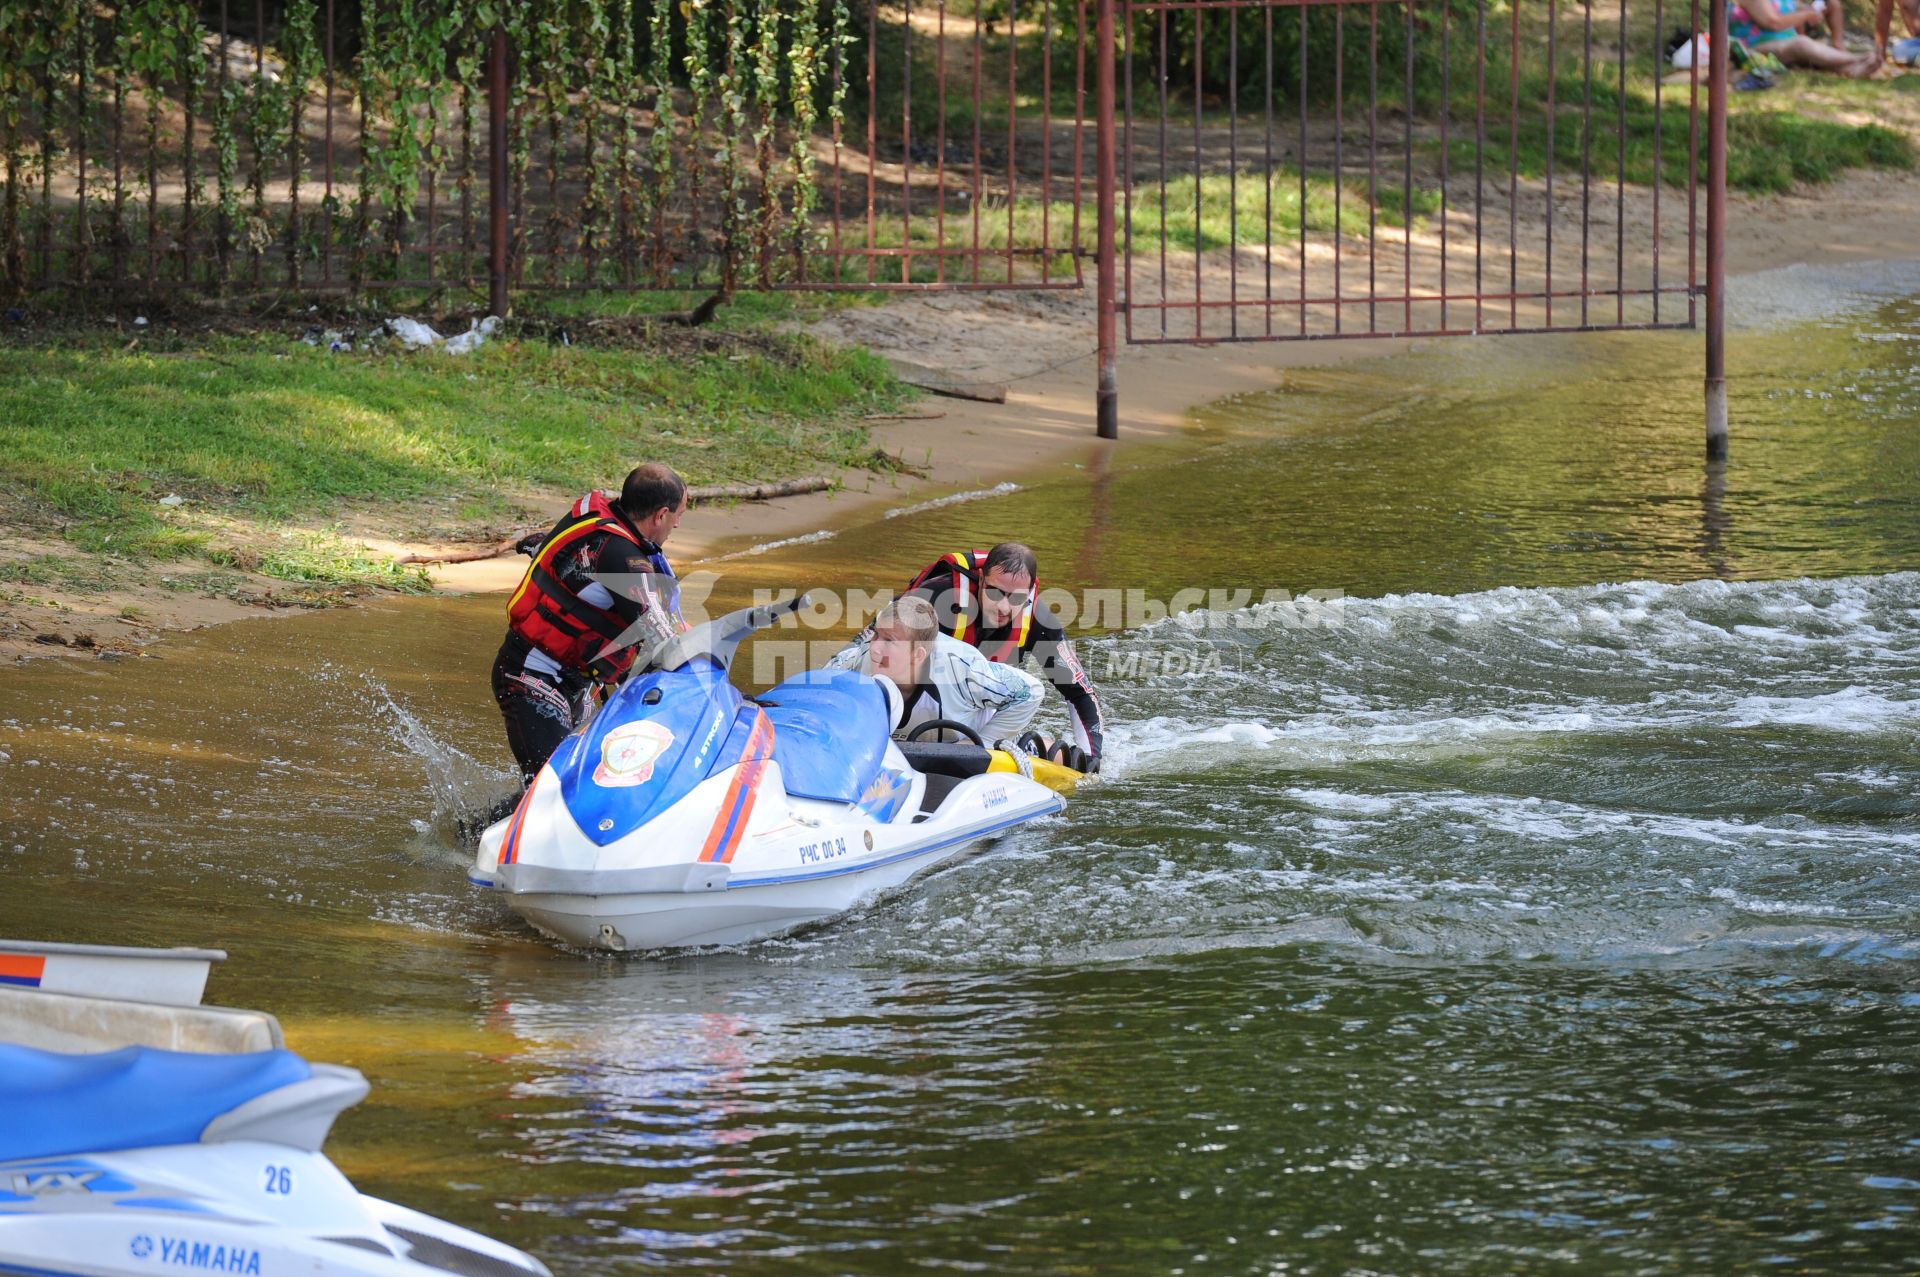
[985,749,1084,795]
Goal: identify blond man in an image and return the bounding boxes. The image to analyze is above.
[827,596,1044,745]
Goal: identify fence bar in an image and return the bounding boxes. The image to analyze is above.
[218,0,230,286]
[488,26,508,317]
[1544,0,1556,327]
[972,0,983,283]
[1074,0,1088,280]
[74,13,91,287]
[1297,4,1305,335]
[1615,0,1626,324]
[1580,0,1592,327]
[252,0,266,289]
[1366,0,1377,333]
[1654,0,1664,323]
[1191,7,1202,338]
[1122,0,1134,341]
[937,0,949,284]
[322,0,334,287]
[1096,0,1119,437]
[1705,0,1728,458]
[1052,4,1069,276]
[1334,5,1343,334]
[1007,0,1020,284]
[902,0,914,285]
[1263,4,1273,336]
[39,44,53,287]
[1439,0,1450,331]
[1158,6,1167,336]
[112,36,125,288]
[1402,0,1412,334]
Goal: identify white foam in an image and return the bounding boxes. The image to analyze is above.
[710,528,838,561]
[883,481,1020,519]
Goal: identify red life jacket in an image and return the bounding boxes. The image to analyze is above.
[906,549,1037,663]
[507,491,645,681]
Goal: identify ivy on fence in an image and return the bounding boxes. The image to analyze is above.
[0,0,857,299]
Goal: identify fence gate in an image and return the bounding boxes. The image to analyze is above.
[1092,0,1728,448]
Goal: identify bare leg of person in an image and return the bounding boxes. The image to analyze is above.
[1771,32,1885,71]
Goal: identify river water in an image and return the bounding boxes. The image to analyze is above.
[3,264,1918,1274]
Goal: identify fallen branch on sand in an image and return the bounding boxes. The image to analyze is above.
[688,476,832,503]
[888,359,1009,404]
[398,476,836,565]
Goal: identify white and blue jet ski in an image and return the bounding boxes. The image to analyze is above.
[0,1043,548,1277]
[469,594,1071,951]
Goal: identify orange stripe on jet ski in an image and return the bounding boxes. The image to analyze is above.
[499,775,538,866]
[699,711,774,865]
[0,953,46,987]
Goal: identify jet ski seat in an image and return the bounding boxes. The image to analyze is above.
[757,668,892,804]
[0,1044,315,1161]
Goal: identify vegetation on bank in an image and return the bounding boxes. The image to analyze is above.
[0,293,906,597]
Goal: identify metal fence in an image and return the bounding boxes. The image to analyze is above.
[1,0,1726,443]
[0,0,1089,300]
[1113,0,1705,343]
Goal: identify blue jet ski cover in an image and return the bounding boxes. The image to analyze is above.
[759,668,892,803]
[0,1045,313,1163]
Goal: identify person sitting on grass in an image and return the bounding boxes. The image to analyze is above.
[1730,0,1884,75]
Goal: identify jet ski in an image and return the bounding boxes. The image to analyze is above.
[0,1044,549,1277]
[469,594,1076,951]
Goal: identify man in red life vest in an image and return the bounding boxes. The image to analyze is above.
[904,542,1106,772]
[491,463,688,782]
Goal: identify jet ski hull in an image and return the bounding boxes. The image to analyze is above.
[476,764,1061,952]
[0,1144,546,1277]
[0,1038,548,1277]
[505,811,1033,951]
[469,606,1072,954]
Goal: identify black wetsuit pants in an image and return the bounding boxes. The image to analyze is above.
[490,636,592,783]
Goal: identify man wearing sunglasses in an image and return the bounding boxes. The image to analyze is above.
[902,542,1106,773]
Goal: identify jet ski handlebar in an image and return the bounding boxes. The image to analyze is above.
[642,592,813,676]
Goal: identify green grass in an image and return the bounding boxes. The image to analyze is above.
[1438,68,1914,196]
[841,166,1443,284]
[0,554,123,593]
[210,536,435,594]
[0,328,906,587]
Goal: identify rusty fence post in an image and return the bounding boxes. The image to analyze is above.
[1704,0,1728,460]
[488,26,510,318]
[1095,0,1119,439]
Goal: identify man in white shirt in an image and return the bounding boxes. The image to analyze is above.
[826,595,1043,746]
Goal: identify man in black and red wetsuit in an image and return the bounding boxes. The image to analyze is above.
[903,542,1106,772]
[491,463,688,783]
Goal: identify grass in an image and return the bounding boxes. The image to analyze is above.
[838,166,1444,284]
[0,321,907,590]
[1437,66,1914,196]
[210,537,435,593]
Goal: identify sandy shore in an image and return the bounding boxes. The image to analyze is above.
[8,162,1920,660]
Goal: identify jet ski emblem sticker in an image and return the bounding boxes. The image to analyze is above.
[594,720,675,787]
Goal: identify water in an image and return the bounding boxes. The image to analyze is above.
[3,269,1919,1274]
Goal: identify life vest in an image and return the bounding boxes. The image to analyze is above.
[906,549,1036,663]
[506,491,656,681]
